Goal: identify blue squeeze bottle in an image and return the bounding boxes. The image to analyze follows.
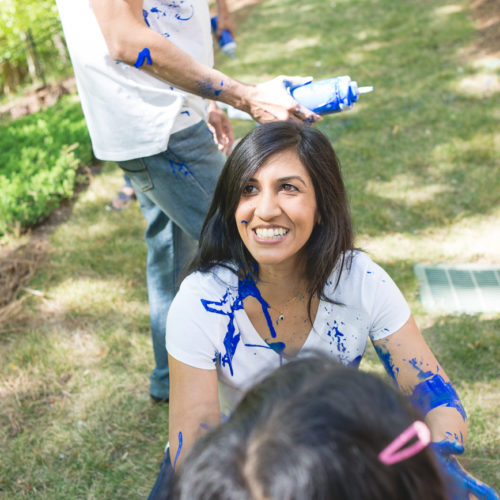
[289,75,373,115]
[211,16,236,59]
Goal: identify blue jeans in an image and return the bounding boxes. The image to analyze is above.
[118,121,225,399]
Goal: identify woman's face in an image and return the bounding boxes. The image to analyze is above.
[235,149,319,272]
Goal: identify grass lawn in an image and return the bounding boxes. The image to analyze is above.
[1,0,499,497]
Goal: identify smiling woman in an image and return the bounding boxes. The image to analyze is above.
[156,122,499,500]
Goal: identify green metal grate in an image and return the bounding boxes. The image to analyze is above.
[414,264,500,313]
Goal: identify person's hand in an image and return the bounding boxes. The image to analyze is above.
[207,102,234,155]
[432,441,499,500]
[215,10,235,39]
[245,75,321,125]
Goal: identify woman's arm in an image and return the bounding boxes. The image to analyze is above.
[374,315,499,500]
[373,315,466,443]
[168,355,220,468]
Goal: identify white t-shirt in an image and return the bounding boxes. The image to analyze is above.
[56,0,213,161]
[166,251,411,416]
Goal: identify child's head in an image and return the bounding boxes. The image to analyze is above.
[172,354,447,500]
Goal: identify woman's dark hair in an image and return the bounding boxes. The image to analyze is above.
[187,121,354,303]
[171,354,447,500]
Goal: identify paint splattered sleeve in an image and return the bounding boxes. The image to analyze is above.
[166,272,221,371]
[358,254,412,342]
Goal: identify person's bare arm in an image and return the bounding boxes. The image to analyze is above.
[168,355,220,467]
[374,316,499,500]
[89,0,320,123]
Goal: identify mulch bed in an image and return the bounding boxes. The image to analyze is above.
[0,240,47,330]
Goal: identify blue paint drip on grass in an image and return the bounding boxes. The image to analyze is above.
[410,374,467,421]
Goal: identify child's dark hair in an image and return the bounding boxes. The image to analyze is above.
[171,354,447,500]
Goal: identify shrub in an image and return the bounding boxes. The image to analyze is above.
[0,96,92,235]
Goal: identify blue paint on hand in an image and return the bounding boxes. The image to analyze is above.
[410,374,467,421]
[432,441,500,500]
[134,48,152,68]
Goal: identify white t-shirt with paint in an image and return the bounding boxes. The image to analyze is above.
[166,251,411,416]
[56,0,213,161]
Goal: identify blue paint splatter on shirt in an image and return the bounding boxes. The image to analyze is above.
[134,48,152,68]
[180,110,191,116]
[203,290,243,376]
[326,320,346,353]
[142,9,150,26]
[410,374,467,421]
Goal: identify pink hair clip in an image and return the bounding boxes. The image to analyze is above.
[378,421,431,465]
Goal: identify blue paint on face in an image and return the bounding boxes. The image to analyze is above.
[432,441,499,500]
[374,343,399,386]
[410,374,467,421]
[142,9,150,26]
[409,357,435,379]
[134,48,152,68]
[240,220,247,224]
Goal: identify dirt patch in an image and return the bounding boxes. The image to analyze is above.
[0,240,47,330]
[0,77,76,122]
[470,0,500,57]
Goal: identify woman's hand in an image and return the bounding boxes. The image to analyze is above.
[431,441,499,500]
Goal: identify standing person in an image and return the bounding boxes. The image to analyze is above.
[55,0,319,403]
[166,122,498,499]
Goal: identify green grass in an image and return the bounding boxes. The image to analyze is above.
[1,0,499,496]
